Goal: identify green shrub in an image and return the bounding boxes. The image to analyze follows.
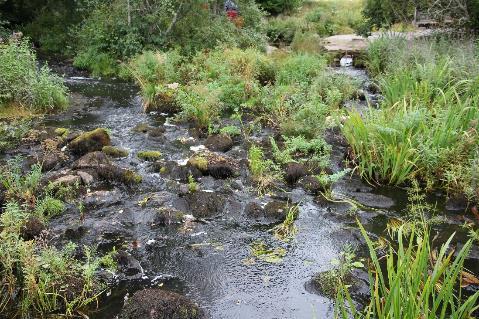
[266,17,303,45]
[276,53,327,86]
[0,39,68,112]
[280,102,328,138]
[257,0,303,14]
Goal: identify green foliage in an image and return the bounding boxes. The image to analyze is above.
[274,135,331,168]
[73,0,266,76]
[276,53,327,86]
[0,120,31,153]
[248,144,279,193]
[220,125,241,137]
[272,204,299,241]
[345,38,479,201]
[0,160,114,317]
[256,0,303,15]
[0,39,68,112]
[336,221,479,318]
[188,174,198,193]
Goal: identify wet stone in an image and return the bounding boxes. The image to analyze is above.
[115,251,144,278]
[51,174,81,188]
[64,225,88,240]
[285,162,307,185]
[184,191,226,218]
[119,288,203,319]
[151,207,185,227]
[77,170,94,185]
[205,133,233,152]
[84,190,122,208]
[298,176,323,195]
[68,128,111,155]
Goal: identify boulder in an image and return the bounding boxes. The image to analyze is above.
[184,191,226,218]
[51,174,82,188]
[284,162,307,185]
[205,134,233,152]
[69,128,111,155]
[298,176,323,195]
[188,151,239,179]
[73,152,142,185]
[77,171,94,185]
[119,289,203,319]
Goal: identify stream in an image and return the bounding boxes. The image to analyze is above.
[9,67,479,318]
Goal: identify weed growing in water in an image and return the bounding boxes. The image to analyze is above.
[248,144,279,194]
[188,174,198,193]
[273,205,299,241]
[336,221,479,318]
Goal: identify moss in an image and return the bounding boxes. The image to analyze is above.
[54,127,69,138]
[69,128,111,155]
[102,146,129,158]
[123,170,143,184]
[137,150,162,161]
[188,156,208,171]
[159,167,167,174]
[313,270,340,299]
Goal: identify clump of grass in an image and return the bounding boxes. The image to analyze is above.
[248,144,279,194]
[188,174,198,193]
[0,120,31,153]
[0,160,116,318]
[272,205,299,241]
[344,37,479,201]
[336,221,479,318]
[0,39,68,112]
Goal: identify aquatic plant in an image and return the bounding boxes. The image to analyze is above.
[188,174,198,193]
[272,204,299,241]
[336,220,479,319]
[248,144,279,194]
[344,37,479,201]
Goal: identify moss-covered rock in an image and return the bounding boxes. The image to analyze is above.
[102,146,129,158]
[119,288,203,319]
[137,150,162,161]
[205,133,233,152]
[69,128,111,155]
[187,151,239,179]
[54,127,70,138]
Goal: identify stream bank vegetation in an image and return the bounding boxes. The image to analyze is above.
[344,35,479,203]
[336,220,479,318]
[129,47,359,193]
[0,158,116,317]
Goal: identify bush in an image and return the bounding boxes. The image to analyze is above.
[73,0,266,76]
[256,0,303,15]
[0,39,68,112]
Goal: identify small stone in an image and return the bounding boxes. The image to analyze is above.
[52,174,81,188]
[77,171,94,185]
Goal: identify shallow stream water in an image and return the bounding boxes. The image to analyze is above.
[25,69,479,318]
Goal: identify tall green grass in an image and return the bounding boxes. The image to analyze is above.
[0,39,68,112]
[336,221,479,319]
[343,37,479,200]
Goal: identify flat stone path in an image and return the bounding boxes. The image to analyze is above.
[322,29,435,53]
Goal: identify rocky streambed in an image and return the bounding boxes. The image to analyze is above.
[2,69,478,318]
